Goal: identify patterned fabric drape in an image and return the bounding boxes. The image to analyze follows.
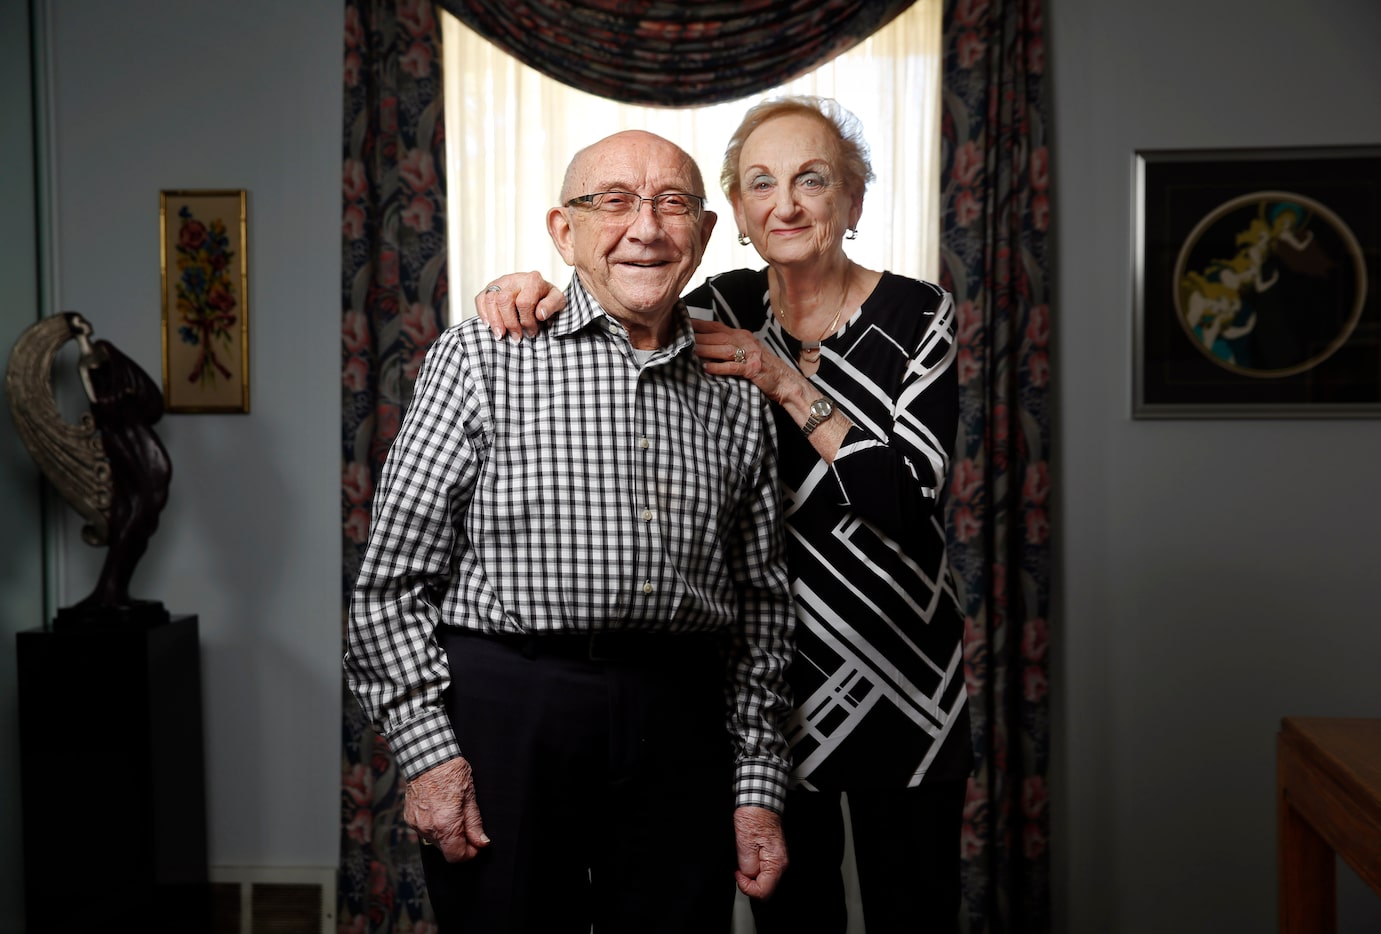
[339,0,448,930]
[939,0,1052,931]
[435,0,918,106]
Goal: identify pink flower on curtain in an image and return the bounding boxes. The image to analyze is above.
[953,506,981,543]
[344,507,371,545]
[401,42,433,78]
[378,249,400,288]
[1031,147,1050,190]
[344,5,363,48]
[953,457,983,502]
[369,860,394,906]
[957,347,981,384]
[1023,461,1050,504]
[398,0,435,38]
[1022,774,1048,818]
[958,32,985,67]
[343,160,368,200]
[374,406,401,450]
[1022,617,1048,662]
[343,204,366,241]
[343,357,369,391]
[345,51,362,87]
[953,140,984,185]
[1027,33,1046,73]
[990,561,1007,610]
[963,614,987,695]
[961,781,988,857]
[402,302,441,351]
[402,195,435,232]
[343,461,374,506]
[345,807,372,845]
[954,0,992,26]
[343,311,371,351]
[955,189,982,227]
[957,299,983,341]
[1026,302,1049,345]
[399,150,438,192]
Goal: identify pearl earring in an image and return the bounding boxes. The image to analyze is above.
[845,228,858,240]
[738,234,750,245]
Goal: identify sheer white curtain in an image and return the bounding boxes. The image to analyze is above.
[441,2,941,323]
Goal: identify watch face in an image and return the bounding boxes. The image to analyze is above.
[811,399,832,418]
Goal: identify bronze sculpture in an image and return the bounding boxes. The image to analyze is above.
[5,312,172,626]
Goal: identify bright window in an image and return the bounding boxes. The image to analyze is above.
[441,3,941,323]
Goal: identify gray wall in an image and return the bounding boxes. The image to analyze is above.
[1,0,44,926]
[1049,1,1381,932]
[1,2,343,931]
[4,1,1380,933]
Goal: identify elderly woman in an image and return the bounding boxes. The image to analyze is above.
[479,96,972,934]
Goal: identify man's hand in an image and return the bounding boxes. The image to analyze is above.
[474,272,565,340]
[733,805,788,899]
[403,757,491,863]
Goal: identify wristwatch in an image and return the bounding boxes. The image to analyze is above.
[802,397,834,436]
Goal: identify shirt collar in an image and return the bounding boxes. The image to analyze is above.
[555,273,695,356]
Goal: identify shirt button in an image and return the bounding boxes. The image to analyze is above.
[639,437,650,450]
[641,508,653,521]
[641,581,654,595]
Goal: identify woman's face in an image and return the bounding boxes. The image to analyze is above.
[732,113,862,270]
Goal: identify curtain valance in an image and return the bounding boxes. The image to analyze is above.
[435,0,918,106]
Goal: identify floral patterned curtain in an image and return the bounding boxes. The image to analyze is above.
[339,0,447,930]
[940,0,1053,931]
[434,0,919,106]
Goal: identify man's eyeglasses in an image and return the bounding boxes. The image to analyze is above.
[565,191,706,219]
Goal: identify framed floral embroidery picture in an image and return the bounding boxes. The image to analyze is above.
[160,189,250,413]
[1133,146,1381,418]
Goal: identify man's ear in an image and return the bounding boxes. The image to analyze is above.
[547,207,577,265]
[698,210,718,249]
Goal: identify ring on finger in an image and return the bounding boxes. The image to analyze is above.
[485,284,502,293]
[733,347,747,364]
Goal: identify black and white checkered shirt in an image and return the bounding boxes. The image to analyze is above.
[345,275,795,812]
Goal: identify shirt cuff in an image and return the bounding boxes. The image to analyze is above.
[734,757,789,814]
[386,707,462,781]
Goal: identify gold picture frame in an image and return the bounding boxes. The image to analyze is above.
[160,189,249,413]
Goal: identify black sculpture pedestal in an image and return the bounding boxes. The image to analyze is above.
[17,614,210,933]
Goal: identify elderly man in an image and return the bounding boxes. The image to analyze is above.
[345,130,794,934]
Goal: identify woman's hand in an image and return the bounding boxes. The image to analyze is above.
[692,318,790,402]
[473,272,566,340]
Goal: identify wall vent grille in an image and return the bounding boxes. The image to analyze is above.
[208,866,335,934]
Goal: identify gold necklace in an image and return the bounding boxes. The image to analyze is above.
[774,302,844,363]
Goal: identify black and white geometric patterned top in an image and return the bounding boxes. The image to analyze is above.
[687,268,973,790]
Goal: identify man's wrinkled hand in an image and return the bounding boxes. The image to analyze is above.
[733,805,788,899]
[404,757,491,863]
